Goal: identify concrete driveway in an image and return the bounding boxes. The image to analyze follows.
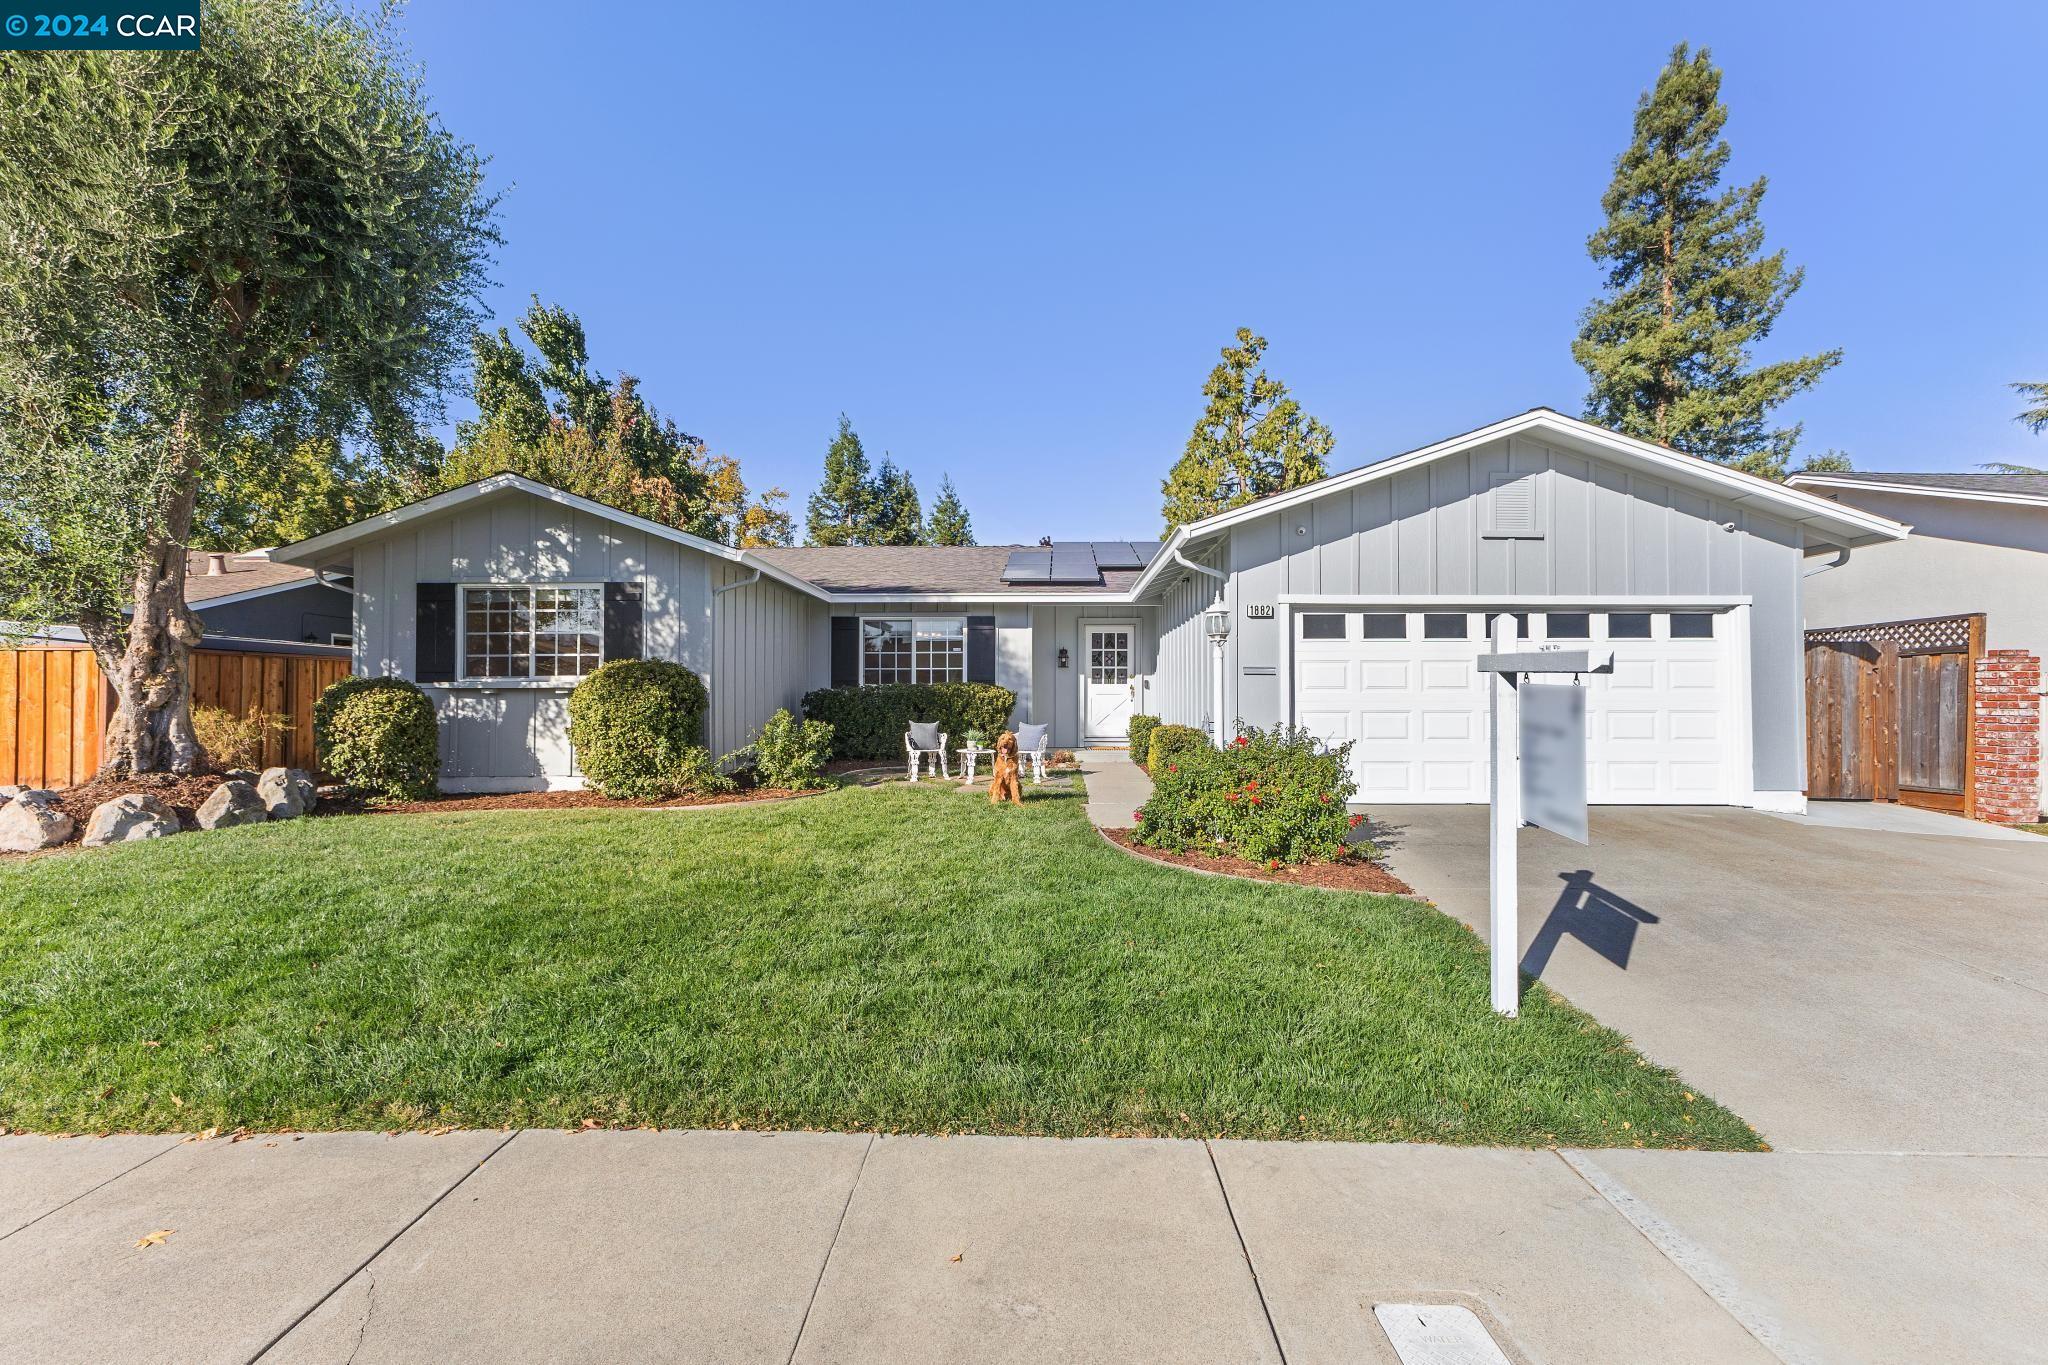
[1373,803,2048,1155]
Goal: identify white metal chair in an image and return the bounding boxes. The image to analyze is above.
[905,721,950,781]
[1014,722,1050,784]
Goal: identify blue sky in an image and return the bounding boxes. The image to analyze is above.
[392,1,2047,543]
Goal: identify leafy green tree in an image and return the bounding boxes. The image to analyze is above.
[192,434,438,550]
[0,2,497,773]
[1572,44,1840,481]
[1161,328,1333,529]
[867,457,925,546]
[446,297,782,544]
[925,475,975,545]
[806,415,875,546]
[1797,449,1855,475]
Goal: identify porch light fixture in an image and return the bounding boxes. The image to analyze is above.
[1057,646,1070,669]
[1204,608,1231,641]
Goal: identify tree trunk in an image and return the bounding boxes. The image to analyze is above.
[90,415,209,776]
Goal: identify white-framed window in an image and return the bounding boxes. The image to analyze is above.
[461,584,603,680]
[861,616,966,685]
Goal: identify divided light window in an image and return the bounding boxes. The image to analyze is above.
[462,585,603,680]
[862,617,966,685]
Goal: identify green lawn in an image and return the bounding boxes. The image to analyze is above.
[0,783,1758,1148]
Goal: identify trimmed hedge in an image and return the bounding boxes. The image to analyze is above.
[1127,714,1160,769]
[567,659,715,799]
[1146,723,1209,775]
[1134,723,1360,865]
[801,683,1016,760]
[312,676,439,800]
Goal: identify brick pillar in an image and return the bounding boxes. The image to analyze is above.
[1973,649,2043,824]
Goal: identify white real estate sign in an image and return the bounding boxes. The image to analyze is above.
[1519,682,1588,845]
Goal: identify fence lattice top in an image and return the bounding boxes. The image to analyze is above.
[1804,613,1981,655]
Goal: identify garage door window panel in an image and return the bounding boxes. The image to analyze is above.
[1422,613,1469,640]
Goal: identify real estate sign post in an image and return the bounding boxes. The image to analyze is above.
[1477,622,1603,1017]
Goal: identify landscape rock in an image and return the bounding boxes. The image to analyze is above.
[0,789,72,852]
[257,767,317,819]
[79,793,180,848]
[0,783,23,806]
[195,780,268,830]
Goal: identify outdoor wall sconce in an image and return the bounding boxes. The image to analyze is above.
[1057,647,1070,668]
[1204,608,1231,642]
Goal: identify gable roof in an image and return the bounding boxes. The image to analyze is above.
[1786,471,2048,508]
[750,545,1148,596]
[268,472,834,601]
[1131,408,1913,599]
[181,550,325,607]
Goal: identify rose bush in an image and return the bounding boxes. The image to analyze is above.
[1133,723,1363,865]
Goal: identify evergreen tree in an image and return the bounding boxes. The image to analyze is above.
[1572,44,1840,481]
[1161,328,1333,529]
[925,475,975,545]
[2014,381,2048,436]
[806,415,873,546]
[867,457,925,546]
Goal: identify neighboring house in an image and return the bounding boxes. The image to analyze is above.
[1788,470,2048,821]
[182,549,355,646]
[271,408,1907,802]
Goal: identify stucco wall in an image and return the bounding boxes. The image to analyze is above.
[1206,432,1809,792]
[1801,488,2048,814]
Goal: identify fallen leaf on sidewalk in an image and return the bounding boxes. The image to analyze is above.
[133,1229,174,1249]
[949,1252,964,1263]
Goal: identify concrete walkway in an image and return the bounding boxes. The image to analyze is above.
[7,1126,2040,1363]
[1075,747,1150,829]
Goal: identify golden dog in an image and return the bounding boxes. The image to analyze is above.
[987,730,1025,806]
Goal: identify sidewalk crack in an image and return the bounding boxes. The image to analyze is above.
[783,1132,874,1365]
[1204,1140,1289,1365]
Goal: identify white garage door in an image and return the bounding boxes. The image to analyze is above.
[1293,608,1742,805]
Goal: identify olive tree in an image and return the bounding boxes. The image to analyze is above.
[0,0,495,773]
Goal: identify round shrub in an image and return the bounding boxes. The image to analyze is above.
[567,659,713,799]
[312,676,440,799]
[1135,723,1359,864]
[1146,723,1210,775]
[1127,714,1160,770]
[743,708,835,791]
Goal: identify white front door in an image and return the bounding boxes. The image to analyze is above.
[1082,624,1136,744]
[1293,607,1742,804]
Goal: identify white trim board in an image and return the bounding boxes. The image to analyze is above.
[1131,409,1911,600]
[1275,594,1754,608]
[1787,473,2048,509]
[268,472,834,603]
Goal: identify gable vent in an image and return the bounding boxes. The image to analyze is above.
[1485,472,1542,539]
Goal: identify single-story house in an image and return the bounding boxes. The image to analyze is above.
[271,408,1908,804]
[1787,470,2046,822]
[182,549,356,646]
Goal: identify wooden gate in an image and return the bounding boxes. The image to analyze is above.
[1805,614,1983,814]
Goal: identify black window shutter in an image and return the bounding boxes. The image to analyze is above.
[604,582,644,661]
[416,582,456,682]
[830,616,860,688]
[967,615,996,684]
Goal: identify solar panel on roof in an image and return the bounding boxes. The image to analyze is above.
[1046,547,1098,583]
[1088,541,1145,569]
[1130,541,1163,565]
[1000,549,1053,582]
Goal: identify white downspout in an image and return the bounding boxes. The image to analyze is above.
[1802,545,1851,577]
[1175,548,1230,747]
[316,567,354,593]
[713,565,762,597]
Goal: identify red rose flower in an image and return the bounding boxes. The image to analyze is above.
[1246,780,1258,790]
[1167,764,1177,773]
[1225,792,1240,802]
[1318,793,1331,804]
[1347,813,1363,829]
[1248,794,1261,804]
[1233,736,1248,746]
[1268,859,1281,870]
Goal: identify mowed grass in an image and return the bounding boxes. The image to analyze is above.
[0,783,1759,1148]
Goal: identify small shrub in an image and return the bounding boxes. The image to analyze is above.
[1146,723,1209,775]
[1127,714,1160,769]
[567,659,715,799]
[192,704,290,771]
[1134,722,1359,865]
[740,708,835,791]
[800,683,1016,760]
[312,676,439,799]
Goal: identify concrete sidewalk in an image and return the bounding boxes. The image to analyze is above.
[4,1128,2041,1364]
[1076,747,1150,829]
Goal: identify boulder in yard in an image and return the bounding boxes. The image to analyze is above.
[195,780,268,830]
[0,789,72,852]
[0,783,23,806]
[257,767,317,819]
[80,793,180,848]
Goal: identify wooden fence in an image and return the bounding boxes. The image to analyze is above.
[0,644,351,789]
[1805,613,1984,816]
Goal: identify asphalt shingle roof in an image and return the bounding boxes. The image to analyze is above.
[182,550,318,604]
[1795,471,2048,498]
[749,545,1147,595]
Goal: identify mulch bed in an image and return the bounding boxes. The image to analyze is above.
[1101,828,1414,895]
[42,771,228,834]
